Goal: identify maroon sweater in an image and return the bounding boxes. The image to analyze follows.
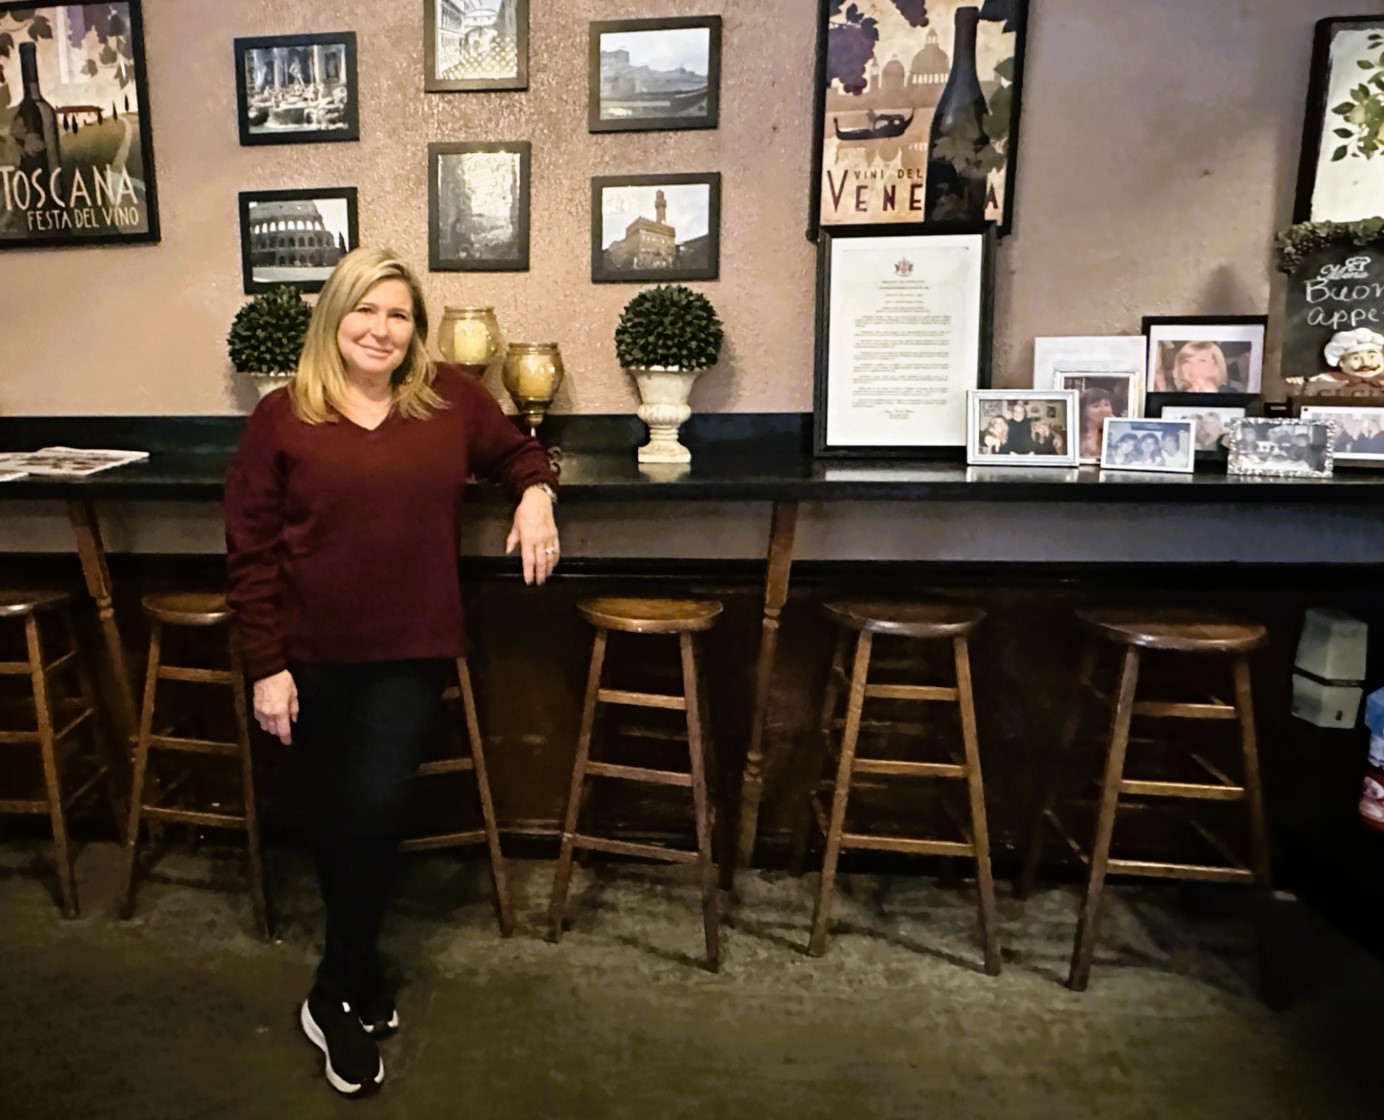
[225,365,557,681]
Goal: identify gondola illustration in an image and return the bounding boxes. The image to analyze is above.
[832,109,916,141]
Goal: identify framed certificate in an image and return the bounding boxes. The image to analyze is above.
[813,224,995,457]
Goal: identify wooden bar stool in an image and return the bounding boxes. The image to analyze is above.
[1017,609,1273,992]
[0,590,122,917]
[119,592,268,937]
[548,597,724,971]
[801,601,1001,974]
[400,656,514,936]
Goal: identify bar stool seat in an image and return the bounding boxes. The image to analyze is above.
[1078,609,1267,654]
[800,600,1001,974]
[0,590,70,617]
[549,596,724,970]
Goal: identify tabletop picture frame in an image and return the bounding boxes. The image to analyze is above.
[1057,370,1141,465]
[1299,404,1384,468]
[1228,417,1335,478]
[1148,392,1257,462]
[589,16,721,133]
[814,223,995,458]
[1142,315,1268,399]
[237,186,357,293]
[1099,417,1197,474]
[424,0,528,92]
[967,389,1078,467]
[233,31,359,146]
[428,141,531,272]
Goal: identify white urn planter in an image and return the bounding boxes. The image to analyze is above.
[247,372,294,398]
[629,365,705,464]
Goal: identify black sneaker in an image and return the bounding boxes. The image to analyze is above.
[358,990,399,1039]
[300,990,385,1097]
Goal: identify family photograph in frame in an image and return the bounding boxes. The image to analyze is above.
[0,1,160,249]
[424,0,528,92]
[1228,418,1334,478]
[1057,372,1138,464]
[1299,405,1384,464]
[428,141,530,272]
[1143,316,1267,397]
[1149,393,1256,460]
[592,172,719,283]
[1099,417,1196,474]
[233,32,359,146]
[967,390,1077,467]
[238,187,357,294]
[589,16,721,133]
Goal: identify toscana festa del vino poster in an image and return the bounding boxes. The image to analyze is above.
[812,0,1025,234]
[0,1,159,249]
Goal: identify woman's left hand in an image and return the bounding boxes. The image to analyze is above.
[506,485,559,585]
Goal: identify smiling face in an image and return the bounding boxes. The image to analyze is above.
[1340,346,1384,377]
[336,278,416,385]
[1175,348,1223,391]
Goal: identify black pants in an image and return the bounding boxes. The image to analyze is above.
[292,659,448,1005]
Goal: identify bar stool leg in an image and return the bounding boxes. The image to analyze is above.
[548,628,607,942]
[1017,640,1100,900]
[26,614,77,918]
[1068,645,1140,991]
[1232,654,1281,1002]
[808,629,873,957]
[228,637,269,939]
[790,628,850,877]
[457,657,515,937]
[60,608,127,828]
[954,634,1001,976]
[681,633,721,971]
[119,619,162,920]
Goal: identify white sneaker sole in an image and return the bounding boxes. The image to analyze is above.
[361,1009,400,1037]
[300,1000,385,1096]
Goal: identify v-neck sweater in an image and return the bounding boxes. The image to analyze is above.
[224,365,557,681]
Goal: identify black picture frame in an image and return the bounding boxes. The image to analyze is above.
[237,187,358,294]
[1146,392,1258,463]
[0,0,160,250]
[807,0,1028,241]
[1293,17,1384,223]
[1141,315,1269,398]
[428,141,531,272]
[424,0,528,92]
[233,32,359,147]
[591,172,720,283]
[813,223,996,458]
[588,16,721,134]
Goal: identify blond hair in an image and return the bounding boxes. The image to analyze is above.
[289,248,444,424]
[1171,340,1228,390]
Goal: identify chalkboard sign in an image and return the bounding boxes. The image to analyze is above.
[1284,244,1384,378]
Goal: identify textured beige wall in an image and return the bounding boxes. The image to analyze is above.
[0,0,1376,416]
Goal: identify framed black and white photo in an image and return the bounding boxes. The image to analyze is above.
[592,172,719,283]
[1099,417,1196,474]
[966,390,1077,467]
[815,224,995,458]
[1143,316,1267,398]
[1148,393,1256,461]
[1057,371,1140,465]
[233,32,358,146]
[1294,17,1384,223]
[425,0,528,92]
[429,141,530,272]
[1228,418,1335,478]
[589,16,720,133]
[238,187,357,294]
[1299,405,1384,466]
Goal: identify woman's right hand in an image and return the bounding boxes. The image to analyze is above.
[252,669,298,745]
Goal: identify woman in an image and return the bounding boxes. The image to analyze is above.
[1168,340,1235,393]
[1078,388,1115,460]
[980,415,1008,454]
[225,249,558,1098]
[1137,431,1165,466]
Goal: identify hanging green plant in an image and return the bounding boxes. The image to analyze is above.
[227,285,312,374]
[614,284,724,370]
[1274,217,1384,274]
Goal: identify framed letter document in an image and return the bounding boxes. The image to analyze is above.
[813,224,995,457]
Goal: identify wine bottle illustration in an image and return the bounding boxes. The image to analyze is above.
[17,42,62,181]
[924,6,989,222]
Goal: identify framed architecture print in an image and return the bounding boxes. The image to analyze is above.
[1228,418,1334,478]
[1294,17,1384,222]
[809,0,1028,238]
[592,172,720,283]
[1143,316,1267,398]
[814,223,995,458]
[233,32,359,146]
[967,390,1078,467]
[238,187,357,293]
[428,141,530,272]
[1099,417,1196,474]
[1299,405,1384,466]
[589,16,721,133]
[424,0,528,92]
[0,1,160,249]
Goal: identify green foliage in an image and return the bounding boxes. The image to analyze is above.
[1274,218,1384,274]
[227,285,311,374]
[1331,32,1384,161]
[614,284,724,371]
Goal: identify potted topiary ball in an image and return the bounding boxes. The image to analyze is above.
[227,284,312,397]
[615,284,724,464]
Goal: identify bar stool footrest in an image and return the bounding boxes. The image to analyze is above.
[570,833,700,864]
[586,760,694,787]
[400,829,486,851]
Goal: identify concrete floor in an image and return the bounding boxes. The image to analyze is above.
[1,839,1379,1120]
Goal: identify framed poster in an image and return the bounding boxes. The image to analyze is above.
[233,32,359,146]
[591,172,720,283]
[238,187,357,294]
[589,16,721,133]
[808,0,1027,239]
[429,141,530,272]
[1294,17,1384,222]
[813,223,995,458]
[424,0,528,92]
[0,1,160,249]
